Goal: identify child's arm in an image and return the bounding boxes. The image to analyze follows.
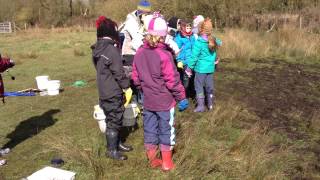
[131,61,141,89]
[187,41,201,70]
[161,54,186,102]
[174,34,184,63]
[0,57,14,73]
[109,48,130,89]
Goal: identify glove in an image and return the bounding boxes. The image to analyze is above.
[123,88,133,107]
[178,99,189,111]
[185,67,192,78]
[9,59,15,68]
[177,61,184,69]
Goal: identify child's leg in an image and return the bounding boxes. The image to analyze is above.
[158,108,175,171]
[205,74,214,110]
[143,110,162,168]
[100,96,127,160]
[182,66,191,96]
[143,110,160,147]
[194,73,206,112]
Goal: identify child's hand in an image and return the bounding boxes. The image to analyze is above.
[178,99,189,111]
[215,56,220,65]
[123,88,133,107]
[185,67,192,77]
[177,61,184,69]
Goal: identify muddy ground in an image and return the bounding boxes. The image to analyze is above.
[216,58,320,178]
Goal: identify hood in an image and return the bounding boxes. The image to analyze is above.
[92,38,115,58]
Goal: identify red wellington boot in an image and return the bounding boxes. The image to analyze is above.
[146,148,162,168]
[161,150,175,171]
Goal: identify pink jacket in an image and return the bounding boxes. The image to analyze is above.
[132,42,185,111]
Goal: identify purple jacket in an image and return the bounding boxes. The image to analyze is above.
[0,57,13,103]
[132,42,185,111]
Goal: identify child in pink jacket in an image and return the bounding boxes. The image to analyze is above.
[132,15,188,171]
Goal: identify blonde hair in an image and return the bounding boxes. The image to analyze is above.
[199,18,217,52]
[145,34,165,48]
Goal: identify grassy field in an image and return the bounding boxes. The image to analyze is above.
[0,28,319,179]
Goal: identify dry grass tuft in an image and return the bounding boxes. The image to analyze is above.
[41,133,107,179]
[219,28,320,62]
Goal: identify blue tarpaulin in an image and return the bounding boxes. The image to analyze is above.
[4,92,36,96]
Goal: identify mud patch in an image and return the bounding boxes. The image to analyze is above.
[216,58,320,178]
[217,58,320,138]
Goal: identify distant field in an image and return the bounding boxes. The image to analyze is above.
[0,29,319,179]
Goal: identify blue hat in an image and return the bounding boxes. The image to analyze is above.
[137,0,151,13]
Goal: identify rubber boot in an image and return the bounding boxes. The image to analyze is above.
[118,127,133,152]
[161,150,175,171]
[207,93,214,110]
[119,142,133,152]
[194,97,205,112]
[146,147,162,168]
[106,129,128,160]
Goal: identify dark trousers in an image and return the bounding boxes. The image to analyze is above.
[99,95,124,131]
[194,72,214,98]
[143,108,175,151]
[179,66,195,98]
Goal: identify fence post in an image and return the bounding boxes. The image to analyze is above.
[299,15,303,29]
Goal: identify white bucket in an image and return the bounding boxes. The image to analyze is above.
[35,76,49,90]
[93,105,106,133]
[47,80,61,96]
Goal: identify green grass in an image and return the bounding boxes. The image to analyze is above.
[0,29,319,179]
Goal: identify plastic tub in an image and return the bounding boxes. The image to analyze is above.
[47,80,61,96]
[35,76,49,90]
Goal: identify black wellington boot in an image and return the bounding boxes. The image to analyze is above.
[106,129,128,160]
[119,142,133,152]
[118,127,133,152]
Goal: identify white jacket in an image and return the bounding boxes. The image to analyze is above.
[165,35,180,55]
[121,11,144,55]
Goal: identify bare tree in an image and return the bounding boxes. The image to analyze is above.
[69,0,73,17]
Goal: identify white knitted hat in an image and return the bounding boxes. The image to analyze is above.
[193,15,205,28]
[147,16,167,36]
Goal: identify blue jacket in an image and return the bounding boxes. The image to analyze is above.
[174,32,196,65]
[188,36,222,73]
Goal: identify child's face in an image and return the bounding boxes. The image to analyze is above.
[186,25,192,33]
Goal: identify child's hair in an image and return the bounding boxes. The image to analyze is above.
[199,18,217,52]
[96,16,120,47]
[145,34,164,48]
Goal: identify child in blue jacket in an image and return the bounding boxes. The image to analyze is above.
[174,20,196,97]
[186,18,222,112]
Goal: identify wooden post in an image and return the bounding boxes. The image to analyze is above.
[8,22,12,33]
[299,15,302,29]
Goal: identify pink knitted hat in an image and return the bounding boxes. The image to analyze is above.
[148,15,168,37]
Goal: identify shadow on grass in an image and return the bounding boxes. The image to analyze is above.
[1,109,61,149]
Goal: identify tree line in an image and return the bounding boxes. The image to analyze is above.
[0,0,319,30]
